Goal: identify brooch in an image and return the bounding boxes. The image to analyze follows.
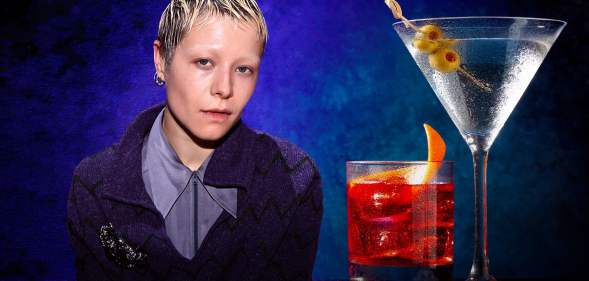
[98,222,147,269]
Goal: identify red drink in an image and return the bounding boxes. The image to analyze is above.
[347,178,454,266]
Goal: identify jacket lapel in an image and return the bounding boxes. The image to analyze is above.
[100,103,166,217]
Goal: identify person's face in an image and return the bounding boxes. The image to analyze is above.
[154,15,262,142]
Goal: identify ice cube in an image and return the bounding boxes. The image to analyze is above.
[359,213,413,257]
[349,183,414,220]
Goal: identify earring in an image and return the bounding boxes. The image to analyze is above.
[154,72,165,86]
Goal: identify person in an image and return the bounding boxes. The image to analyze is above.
[65,0,323,280]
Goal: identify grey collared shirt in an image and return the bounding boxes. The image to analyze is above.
[141,106,237,259]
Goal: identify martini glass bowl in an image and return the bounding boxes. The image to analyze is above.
[393,17,565,281]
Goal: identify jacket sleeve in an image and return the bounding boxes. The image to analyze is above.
[260,164,323,281]
[66,165,117,281]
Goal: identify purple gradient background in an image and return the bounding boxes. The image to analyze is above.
[1,0,588,280]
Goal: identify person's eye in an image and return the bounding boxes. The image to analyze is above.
[236,66,253,74]
[196,59,211,66]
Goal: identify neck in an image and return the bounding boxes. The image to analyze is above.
[162,107,216,172]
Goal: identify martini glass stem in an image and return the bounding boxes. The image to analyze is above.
[468,148,495,281]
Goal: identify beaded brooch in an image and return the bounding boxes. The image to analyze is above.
[98,223,147,269]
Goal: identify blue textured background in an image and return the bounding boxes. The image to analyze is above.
[1,0,588,280]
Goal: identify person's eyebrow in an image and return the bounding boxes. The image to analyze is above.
[184,43,223,56]
[235,55,260,64]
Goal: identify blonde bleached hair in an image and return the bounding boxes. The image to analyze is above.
[157,0,268,67]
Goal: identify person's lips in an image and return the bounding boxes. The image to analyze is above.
[201,108,232,121]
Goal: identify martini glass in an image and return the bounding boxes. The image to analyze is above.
[393,17,565,281]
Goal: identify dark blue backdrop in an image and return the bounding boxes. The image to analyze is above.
[1,0,588,280]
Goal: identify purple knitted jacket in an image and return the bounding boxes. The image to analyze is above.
[66,103,323,281]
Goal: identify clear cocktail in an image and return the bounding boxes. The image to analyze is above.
[392,14,566,281]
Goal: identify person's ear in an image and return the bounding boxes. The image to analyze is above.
[153,40,166,80]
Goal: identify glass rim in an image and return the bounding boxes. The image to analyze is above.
[346,160,454,165]
[392,16,567,27]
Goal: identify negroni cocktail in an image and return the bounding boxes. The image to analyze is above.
[347,169,454,266]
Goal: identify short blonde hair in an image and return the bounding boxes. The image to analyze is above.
[157,0,268,67]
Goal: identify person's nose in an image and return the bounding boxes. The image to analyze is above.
[211,67,233,99]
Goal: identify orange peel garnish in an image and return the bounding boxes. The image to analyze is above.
[349,166,414,186]
[421,123,446,183]
[425,123,446,162]
[349,124,446,187]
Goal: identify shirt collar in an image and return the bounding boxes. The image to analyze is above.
[141,106,237,218]
[194,153,238,218]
